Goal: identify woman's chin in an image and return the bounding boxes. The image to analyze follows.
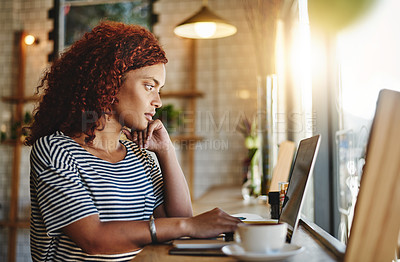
[129,123,148,132]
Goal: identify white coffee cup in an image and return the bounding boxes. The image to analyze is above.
[235,222,288,253]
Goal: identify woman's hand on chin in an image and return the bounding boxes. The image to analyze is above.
[122,120,172,153]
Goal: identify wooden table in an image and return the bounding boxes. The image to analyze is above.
[133,186,345,262]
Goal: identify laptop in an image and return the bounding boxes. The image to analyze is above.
[171,134,321,253]
[239,134,321,242]
[278,134,321,243]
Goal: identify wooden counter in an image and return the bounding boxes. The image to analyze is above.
[133,186,345,262]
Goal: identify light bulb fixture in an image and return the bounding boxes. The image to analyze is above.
[24,34,39,45]
[174,4,237,39]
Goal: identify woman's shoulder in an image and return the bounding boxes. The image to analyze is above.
[32,131,79,161]
[33,131,74,149]
[31,132,86,175]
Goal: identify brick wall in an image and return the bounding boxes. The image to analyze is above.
[153,0,259,198]
[0,0,53,260]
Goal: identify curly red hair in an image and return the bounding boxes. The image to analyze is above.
[25,21,168,146]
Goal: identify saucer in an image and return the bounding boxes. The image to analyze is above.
[221,243,305,261]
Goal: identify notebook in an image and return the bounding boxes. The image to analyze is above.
[170,134,321,252]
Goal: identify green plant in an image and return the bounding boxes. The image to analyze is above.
[237,116,262,198]
[3,111,33,141]
[153,104,182,133]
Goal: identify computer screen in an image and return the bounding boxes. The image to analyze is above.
[279,135,321,242]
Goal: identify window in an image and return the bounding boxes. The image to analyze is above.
[304,0,399,242]
[336,0,400,242]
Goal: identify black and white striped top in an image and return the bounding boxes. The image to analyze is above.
[30,131,164,261]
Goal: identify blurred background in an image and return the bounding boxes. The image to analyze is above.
[0,0,399,261]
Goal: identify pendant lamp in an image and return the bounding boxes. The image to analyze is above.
[174,1,237,39]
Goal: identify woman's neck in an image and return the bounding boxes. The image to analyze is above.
[73,117,127,163]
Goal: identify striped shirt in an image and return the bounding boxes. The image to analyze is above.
[30,131,164,261]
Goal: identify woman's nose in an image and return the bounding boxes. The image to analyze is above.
[152,93,162,108]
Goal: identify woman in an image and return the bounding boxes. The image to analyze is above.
[26,21,240,261]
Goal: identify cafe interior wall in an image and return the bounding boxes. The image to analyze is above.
[0,0,53,260]
[153,0,264,199]
[0,0,265,260]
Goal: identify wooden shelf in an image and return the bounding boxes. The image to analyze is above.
[0,139,27,146]
[0,219,30,229]
[1,95,39,103]
[0,139,20,146]
[170,135,203,142]
[161,90,204,98]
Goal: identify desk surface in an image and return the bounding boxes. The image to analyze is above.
[133,186,344,262]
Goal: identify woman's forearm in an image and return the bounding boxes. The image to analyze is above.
[63,214,189,255]
[63,210,239,255]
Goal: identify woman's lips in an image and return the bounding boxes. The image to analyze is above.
[144,113,153,121]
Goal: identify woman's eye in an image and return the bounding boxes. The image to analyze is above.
[145,84,154,91]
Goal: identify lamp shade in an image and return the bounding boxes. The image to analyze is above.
[174,5,237,39]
